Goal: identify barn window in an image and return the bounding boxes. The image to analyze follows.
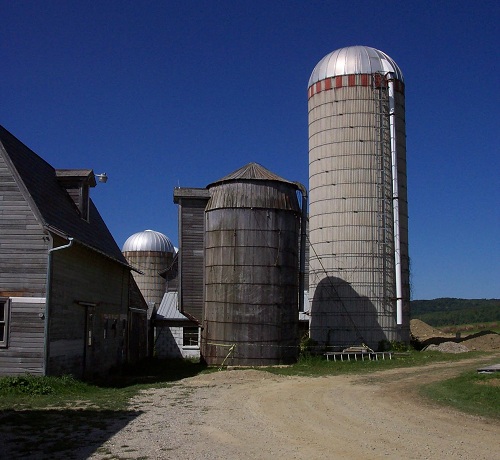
[0,298,10,348]
[183,327,199,347]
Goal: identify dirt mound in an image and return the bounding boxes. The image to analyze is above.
[410,319,453,341]
[411,319,500,352]
[461,332,500,352]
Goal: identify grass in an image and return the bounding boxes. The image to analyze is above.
[0,358,209,411]
[261,350,485,377]
[420,370,500,419]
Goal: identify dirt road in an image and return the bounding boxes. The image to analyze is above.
[91,355,499,460]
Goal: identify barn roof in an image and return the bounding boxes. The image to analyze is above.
[0,125,128,266]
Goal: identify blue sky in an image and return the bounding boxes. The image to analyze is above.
[1,0,498,300]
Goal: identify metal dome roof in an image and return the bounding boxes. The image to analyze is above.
[308,46,404,88]
[122,229,175,253]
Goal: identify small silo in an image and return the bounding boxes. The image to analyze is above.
[122,230,176,307]
[307,46,410,349]
[202,163,302,366]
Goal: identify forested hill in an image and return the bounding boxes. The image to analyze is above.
[410,298,500,327]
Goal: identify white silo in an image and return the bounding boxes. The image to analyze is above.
[307,46,410,350]
[122,229,176,307]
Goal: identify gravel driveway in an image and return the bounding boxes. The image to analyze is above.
[85,356,499,460]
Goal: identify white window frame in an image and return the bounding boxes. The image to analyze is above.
[182,326,200,348]
[0,297,10,348]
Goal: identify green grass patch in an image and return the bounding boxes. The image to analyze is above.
[261,350,484,377]
[0,358,210,411]
[0,373,135,411]
[420,371,500,419]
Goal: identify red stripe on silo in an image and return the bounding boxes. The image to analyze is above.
[308,75,404,99]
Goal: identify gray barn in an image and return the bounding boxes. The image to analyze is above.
[0,125,148,378]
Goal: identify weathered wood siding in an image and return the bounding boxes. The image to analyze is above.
[0,151,48,375]
[177,195,209,322]
[128,275,149,363]
[203,180,301,366]
[0,151,49,297]
[0,297,45,375]
[48,240,132,378]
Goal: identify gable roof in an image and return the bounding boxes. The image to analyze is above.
[0,125,127,265]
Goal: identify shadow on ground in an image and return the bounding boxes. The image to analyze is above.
[0,408,142,459]
[100,357,211,387]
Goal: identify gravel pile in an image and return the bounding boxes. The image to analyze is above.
[424,341,470,353]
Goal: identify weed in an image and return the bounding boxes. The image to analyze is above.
[378,339,412,352]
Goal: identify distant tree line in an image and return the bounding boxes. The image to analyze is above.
[410,298,500,327]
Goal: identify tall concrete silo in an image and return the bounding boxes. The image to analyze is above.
[122,229,176,307]
[202,163,303,366]
[307,46,410,349]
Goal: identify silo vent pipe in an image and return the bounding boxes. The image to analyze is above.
[387,75,403,325]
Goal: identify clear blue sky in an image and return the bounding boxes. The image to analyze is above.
[1,0,498,300]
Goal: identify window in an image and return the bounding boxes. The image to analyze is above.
[0,298,10,348]
[183,326,199,347]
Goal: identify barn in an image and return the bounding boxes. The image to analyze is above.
[0,125,148,379]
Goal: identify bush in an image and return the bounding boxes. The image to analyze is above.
[0,375,54,395]
[378,340,411,352]
[299,334,318,357]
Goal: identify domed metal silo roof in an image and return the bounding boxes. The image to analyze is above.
[122,229,175,253]
[308,45,404,88]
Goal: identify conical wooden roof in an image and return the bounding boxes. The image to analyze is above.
[208,162,296,188]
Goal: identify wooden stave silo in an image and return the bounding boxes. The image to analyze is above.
[307,46,410,350]
[202,163,301,366]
